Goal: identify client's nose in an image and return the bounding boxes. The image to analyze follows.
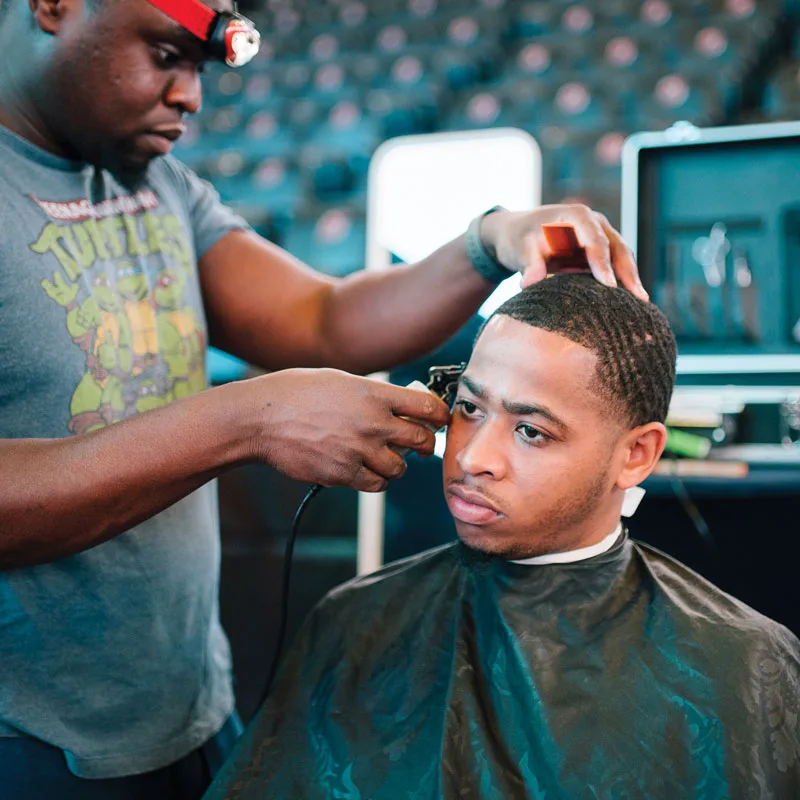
[455,422,507,480]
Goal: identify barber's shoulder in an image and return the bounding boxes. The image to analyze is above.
[149,154,197,187]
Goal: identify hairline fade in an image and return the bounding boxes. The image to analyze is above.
[481,274,677,428]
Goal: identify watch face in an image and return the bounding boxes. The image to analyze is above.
[224,19,261,67]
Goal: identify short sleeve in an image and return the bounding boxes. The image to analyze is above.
[165,157,250,259]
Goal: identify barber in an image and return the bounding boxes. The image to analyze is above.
[0,0,646,797]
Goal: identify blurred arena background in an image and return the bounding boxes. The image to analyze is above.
[187,0,800,722]
[179,0,798,271]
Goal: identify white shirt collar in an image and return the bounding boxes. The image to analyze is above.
[509,523,623,566]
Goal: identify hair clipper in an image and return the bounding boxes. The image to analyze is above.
[427,363,466,407]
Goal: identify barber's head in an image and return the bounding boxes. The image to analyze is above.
[443,274,677,559]
[0,0,229,181]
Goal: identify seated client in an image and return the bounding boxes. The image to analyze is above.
[207,275,800,799]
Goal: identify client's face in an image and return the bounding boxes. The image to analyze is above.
[442,315,625,559]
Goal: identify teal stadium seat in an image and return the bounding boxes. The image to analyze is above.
[282,210,367,277]
[762,61,800,121]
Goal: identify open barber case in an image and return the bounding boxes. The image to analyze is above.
[622,119,800,400]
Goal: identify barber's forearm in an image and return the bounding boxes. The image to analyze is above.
[0,384,255,570]
[320,235,493,375]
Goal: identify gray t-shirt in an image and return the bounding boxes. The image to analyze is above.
[0,125,248,779]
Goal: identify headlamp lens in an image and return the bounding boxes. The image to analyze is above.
[144,1,261,69]
[223,18,261,67]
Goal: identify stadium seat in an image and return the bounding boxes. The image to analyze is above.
[546,82,620,132]
[231,110,297,159]
[282,210,367,276]
[761,61,800,121]
[223,157,303,215]
[627,72,724,129]
[306,100,383,155]
[444,89,513,131]
[510,1,559,38]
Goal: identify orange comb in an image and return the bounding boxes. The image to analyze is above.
[542,223,581,253]
[542,223,592,274]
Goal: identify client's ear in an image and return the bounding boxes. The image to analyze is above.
[615,422,667,489]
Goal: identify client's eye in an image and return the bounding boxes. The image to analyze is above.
[517,424,550,444]
[455,399,480,418]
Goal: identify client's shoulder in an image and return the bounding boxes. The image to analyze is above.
[634,540,799,654]
[318,542,462,616]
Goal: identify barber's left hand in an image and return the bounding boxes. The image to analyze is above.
[481,205,649,302]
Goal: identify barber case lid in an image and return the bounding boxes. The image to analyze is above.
[621,119,800,387]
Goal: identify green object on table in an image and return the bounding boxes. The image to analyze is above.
[666,427,712,459]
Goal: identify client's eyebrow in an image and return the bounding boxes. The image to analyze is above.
[460,375,569,432]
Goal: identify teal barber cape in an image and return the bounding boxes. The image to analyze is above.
[206,534,800,799]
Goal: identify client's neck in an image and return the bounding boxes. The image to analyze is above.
[510,517,623,564]
[516,505,623,561]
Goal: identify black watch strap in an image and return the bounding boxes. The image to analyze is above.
[465,206,515,285]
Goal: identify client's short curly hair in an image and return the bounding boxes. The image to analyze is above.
[487,274,677,427]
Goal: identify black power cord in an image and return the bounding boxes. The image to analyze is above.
[664,456,719,579]
[254,364,463,711]
[257,483,323,710]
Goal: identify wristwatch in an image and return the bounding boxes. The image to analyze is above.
[464,206,515,285]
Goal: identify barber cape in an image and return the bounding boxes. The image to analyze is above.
[207,532,800,799]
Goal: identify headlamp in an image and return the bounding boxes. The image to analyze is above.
[146,0,261,68]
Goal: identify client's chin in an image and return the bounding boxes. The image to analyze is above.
[454,521,567,561]
[454,524,518,559]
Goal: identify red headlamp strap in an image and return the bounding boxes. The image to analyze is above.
[146,0,217,41]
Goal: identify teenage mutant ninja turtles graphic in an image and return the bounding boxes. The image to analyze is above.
[153,268,207,400]
[33,195,207,435]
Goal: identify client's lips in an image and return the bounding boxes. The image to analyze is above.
[446,485,502,525]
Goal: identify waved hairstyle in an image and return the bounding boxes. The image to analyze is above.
[487,274,677,427]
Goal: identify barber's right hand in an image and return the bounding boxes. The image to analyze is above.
[238,368,450,492]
